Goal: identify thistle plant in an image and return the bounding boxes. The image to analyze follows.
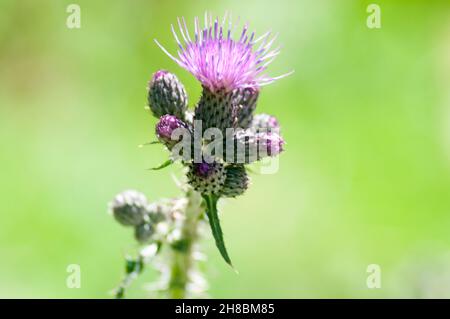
[109,13,290,298]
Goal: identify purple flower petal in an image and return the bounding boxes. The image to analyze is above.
[155,13,292,93]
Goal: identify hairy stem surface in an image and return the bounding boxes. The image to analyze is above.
[168,189,203,298]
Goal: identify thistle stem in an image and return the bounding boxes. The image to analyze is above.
[167,189,203,298]
[168,250,191,298]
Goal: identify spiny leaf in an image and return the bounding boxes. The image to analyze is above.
[138,141,161,148]
[148,159,173,171]
[203,194,233,268]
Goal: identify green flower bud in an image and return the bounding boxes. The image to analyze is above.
[221,165,249,198]
[234,87,259,129]
[148,70,188,119]
[134,223,154,243]
[146,202,170,224]
[186,162,226,195]
[110,190,148,226]
[194,87,236,133]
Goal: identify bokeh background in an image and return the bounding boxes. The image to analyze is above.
[1,0,450,298]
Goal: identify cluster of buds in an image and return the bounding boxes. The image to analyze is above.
[146,13,289,266]
[149,73,285,197]
[148,68,287,266]
[109,189,207,298]
[110,13,290,297]
[109,190,170,243]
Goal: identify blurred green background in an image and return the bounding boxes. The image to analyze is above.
[1,0,450,298]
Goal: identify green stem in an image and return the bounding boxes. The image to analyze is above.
[168,250,191,298]
[167,189,203,299]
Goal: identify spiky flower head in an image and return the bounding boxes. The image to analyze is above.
[148,70,188,119]
[156,114,189,149]
[155,13,291,93]
[109,190,148,226]
[221,165,249,198]
[186,161,226,195]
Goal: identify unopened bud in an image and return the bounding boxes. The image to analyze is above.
[234,87,259,129]
[226,129,285,163]
[155,114,189,149]
[194,87,236,134]
[186,161,226,195]
[109,190,148,226]
[134,223,154,243]
[146,202,170,223]
[148,70,188,119]
[221,165,249,198]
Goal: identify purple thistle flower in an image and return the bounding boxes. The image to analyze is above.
[155,114,188,149]
[155,12,292,93]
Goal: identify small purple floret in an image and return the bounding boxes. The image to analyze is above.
[152,70,169,81]
[193,162,214,177]
[156,115,187,146]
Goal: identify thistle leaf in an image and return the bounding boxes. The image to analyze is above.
[148,159,173,171]
[138,141,162,148]
[203,194,233,268]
